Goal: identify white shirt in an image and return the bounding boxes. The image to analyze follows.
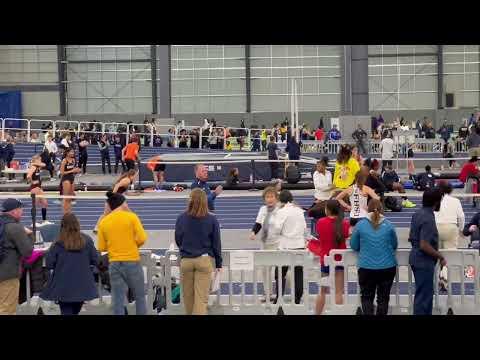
[435,194,465,229]
[272,203,307,250]
[255,205,280,246]
[61,139,70,148]
[380,138,394,160]
[44,140,58,154]
[313,170,332,200]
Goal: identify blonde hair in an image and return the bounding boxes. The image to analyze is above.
[187,188,209,218]
[262,186,279,201]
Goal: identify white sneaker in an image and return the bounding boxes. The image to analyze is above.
[42,220,53,226]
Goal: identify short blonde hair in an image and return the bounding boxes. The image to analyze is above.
[262,186,278,201]
[187,188,209,218]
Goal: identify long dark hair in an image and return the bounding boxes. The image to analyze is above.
[336,145,352,164]
[325,199,345,247]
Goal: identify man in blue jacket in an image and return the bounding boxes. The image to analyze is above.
[327,125,341,141]
[191,164,223,212]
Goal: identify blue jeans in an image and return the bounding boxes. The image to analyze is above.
[109,261,147,315]
[412,266,434,315]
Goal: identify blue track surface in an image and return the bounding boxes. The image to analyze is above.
[21,195,479,231]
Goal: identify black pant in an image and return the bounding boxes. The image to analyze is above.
[357,267,396,315]
[274,265,304,304]
[59,301,83,315]
[101,151,111,174]
[78,152,88,174]
[270,162,279,180]
[261,140,267,151]
[125,159,136,171]
[114,155,126,174]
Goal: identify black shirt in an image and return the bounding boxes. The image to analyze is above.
[267,142,278,160]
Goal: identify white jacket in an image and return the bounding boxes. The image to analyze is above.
[313,170,332,200]
[271,203,307,250]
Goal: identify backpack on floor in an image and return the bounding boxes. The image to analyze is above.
[384,196,402,212]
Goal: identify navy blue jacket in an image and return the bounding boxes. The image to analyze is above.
[113,142,123,157]
[287,141,301,161]
[175,212,222,268]
[40,236,99,302]
[191,178,217,211]
[1,143,14,163]
[408,207,439,269]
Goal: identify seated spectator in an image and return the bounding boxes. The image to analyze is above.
[415,165,436,191]
[365,159,387,197]
[311,199,348,315]
[381,164,416,208]
[40,213,99,315]
[314,126,324,141]
[97,192,148,315]
[467,126,480,157]
[350,199,398,315]
[271,190,307,305]
[459,156,479,184]
[175,189,222,315]
[30,132,41,143]
[313,156,333,204]
[225,168,240,187]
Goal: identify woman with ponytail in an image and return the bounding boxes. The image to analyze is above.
[312,199,350,315]
[350,199,398,315]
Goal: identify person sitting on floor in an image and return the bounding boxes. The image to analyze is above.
[381,164,416,208]
[415,165,436,191]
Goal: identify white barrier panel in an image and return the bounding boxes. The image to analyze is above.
[326,249,480,315]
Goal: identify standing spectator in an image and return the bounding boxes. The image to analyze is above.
[40,147,55,180]
[469,113,476,127]
[113,135,126,174]
[350,199,398,315]
[333,145,360,190]
[467,126,480,157]
[191,164,223,212]
[122,139,139,171]
[435,181,464,250]
[327,124,341,141]
[424,122,436,139]
[458,119,469,140]
[77,133,89,175]
[1,137,15,180]
[44,134,58,176]
[314,126,325,141]
[312,199,348,315]
[175,188,222,315]
[97,192,148,315]
[272,190,307,305]
[251,131,261,152]
[260,126,268,152]
[249,187,281,302]
[0,199,34,315]
[352,124,368,156]
[40,213,98,315]
[98,134,112,175]
[286,136,301,165]
[267,136,280,181]
[459,156,479,185]
[380,130,395,171]
[437,120,451,145]
[408,189,446,315]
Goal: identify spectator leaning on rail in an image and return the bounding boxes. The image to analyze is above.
[271,190,307,305]
[40,213,99,315]
[191,164,223,212]
[408,189,446,315]
[0,199,34,315]
[350,199,398,315]
[97,192,148,315]
[175,188,222,315]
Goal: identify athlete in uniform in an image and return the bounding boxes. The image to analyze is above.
[60,148,81,214]
[335,172,380,228]
[94,169,137,234]
[147,155,166,191]
[27,154,52,226]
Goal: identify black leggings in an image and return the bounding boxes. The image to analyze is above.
[274,265,304,304]
[101,151,111,174]
[78,153,88,174]
[358,267,396,315]
[114,155,126,174]
[125,159,136,171]
[59,301,83,315]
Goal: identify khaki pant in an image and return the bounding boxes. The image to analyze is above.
[0,278,20,315]
[261,242,279,297]
[437,223,459,249]
[469,147,480,157]
[180,256,214,315]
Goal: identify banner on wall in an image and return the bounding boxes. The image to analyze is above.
[0,91,23,129]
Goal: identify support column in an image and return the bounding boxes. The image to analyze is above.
[437,45,444,109]
[57,45,67,116]
[351,45,369,115]
[156,45,171,118]
[150,45,158,114]
[245,45,251,113]
[341,45,352,114]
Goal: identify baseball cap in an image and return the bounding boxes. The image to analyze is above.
[1,198,23,212]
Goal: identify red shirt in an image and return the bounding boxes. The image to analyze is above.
[315,128,324,141]
[315,217,349,266]
[459,162,478,183]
